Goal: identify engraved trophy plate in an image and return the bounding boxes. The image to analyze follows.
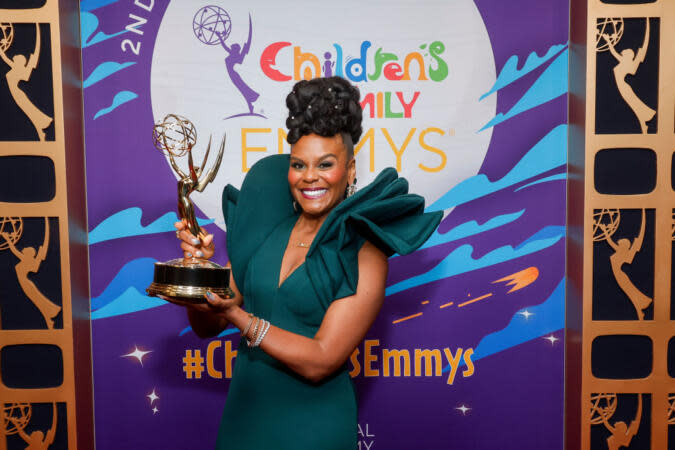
[146,114,232,304]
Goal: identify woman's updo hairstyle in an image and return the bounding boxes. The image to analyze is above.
[285,76,362,158]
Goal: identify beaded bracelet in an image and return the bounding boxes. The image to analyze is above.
[247,317,260,346]
[255,320,271,347]
[250,319,269,348]
[241,313,254,337]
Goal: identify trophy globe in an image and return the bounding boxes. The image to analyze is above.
[146,114,232,304]
[3,403,32,436]
[193,5,232,46]
[0,216,22,250]
[592,209,620,242]
[0,23,14,53]
[589,393,617,424]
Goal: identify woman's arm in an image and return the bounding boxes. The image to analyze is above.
[208,240,388,383]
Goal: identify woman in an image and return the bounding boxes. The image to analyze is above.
[173,76,441,449]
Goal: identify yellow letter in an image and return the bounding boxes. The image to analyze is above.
[354,128,375,173]
[381,128,416,171]
[241,128,271,172]
[443,347,463,385]
[224,340,238,379]
[349,347,361,378]
[462,348,475,377]
[294,46,321,80]
[418,127,447,173]
[383,348,411,377]
[277,128,288,154]
[206,340,222,379]
[364,339,379,377]
[414,348,442,376]
[402,52,428,81]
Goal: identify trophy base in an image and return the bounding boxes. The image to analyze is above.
[146,258,232,304]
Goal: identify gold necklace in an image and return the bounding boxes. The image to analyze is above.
[296,242,310,248]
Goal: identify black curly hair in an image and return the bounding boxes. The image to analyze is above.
[285,76,362,158]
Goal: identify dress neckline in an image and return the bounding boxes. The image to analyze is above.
[276,215,306,289]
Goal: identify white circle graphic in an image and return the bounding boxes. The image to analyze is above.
[151,0,496,228]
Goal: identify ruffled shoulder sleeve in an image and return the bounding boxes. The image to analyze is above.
[305,168,442,309]
[222,154,294,291]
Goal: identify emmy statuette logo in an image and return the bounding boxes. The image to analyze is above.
[596,18,655,134]
[193,7,264,120]
[0,403,57,450]
[0,23,53,141]
[593,208,652,320]
[0,217,61,329]
[590,394,642,450]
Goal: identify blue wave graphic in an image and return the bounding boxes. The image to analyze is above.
[91,257,155,311]
[386,229,564,296]
[92,287,166,319]
[179,325,239,337]
[480,49,568,131]
[84,61,136,88]
[444,278,565,371]
[91,257,167,319]
[93,91,138,119]
[420,210,525,250]
[81,12,128,48]
[81,0,120,12]
[89,207,214,245]
[479,44,567,100]
[515,172,566,192]
[516,226,565,250]
[428,125,567,212]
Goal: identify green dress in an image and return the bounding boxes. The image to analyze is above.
[216,154,442,449]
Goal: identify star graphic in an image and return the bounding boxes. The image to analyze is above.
[121,346,152,366]
[147,389,159,404]
[455,405,470,415]
[543,335,559,345]
[518,309,534,320]
[152,406,159,414]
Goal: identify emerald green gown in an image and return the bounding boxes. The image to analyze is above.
[216,154,442,449]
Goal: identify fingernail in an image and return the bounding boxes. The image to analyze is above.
[196,250,203,258]
[206,291,213,299]
[191,238,200,245]
[186,252,192,258]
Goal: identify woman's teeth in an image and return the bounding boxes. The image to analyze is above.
[302,189,327,198]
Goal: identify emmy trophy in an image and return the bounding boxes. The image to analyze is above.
[146,114,232,304]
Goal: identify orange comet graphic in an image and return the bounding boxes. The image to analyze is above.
[492,267,539,293]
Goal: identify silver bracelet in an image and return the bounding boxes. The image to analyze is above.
[247,317,260,347]
[256,320,271,346]
[252,320,269,347]
[241,313,254,337]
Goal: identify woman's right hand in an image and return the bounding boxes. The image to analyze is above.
[174,220,215,260]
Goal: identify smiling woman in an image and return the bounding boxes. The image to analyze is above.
[172,76,442,449]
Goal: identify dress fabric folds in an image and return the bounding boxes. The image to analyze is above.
[216,154,441,449]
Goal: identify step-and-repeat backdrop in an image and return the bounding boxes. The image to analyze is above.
[81,0,568,447]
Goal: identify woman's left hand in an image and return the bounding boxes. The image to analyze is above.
[157,291,237,315]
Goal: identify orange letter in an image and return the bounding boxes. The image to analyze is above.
[419,127,446,173]
[383,349,411,377]
[277,128,288,154]
[443,348,463,385]
[462,348,475,377]
[414,349,442,376]
[224,340,238,379]
[294,46,321,80]
[241,128,271,172]
[354,128,375,172]
[364,339,379,377]
[349,347,361,378]
[206,340,222,379]
[382,128,416,171]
